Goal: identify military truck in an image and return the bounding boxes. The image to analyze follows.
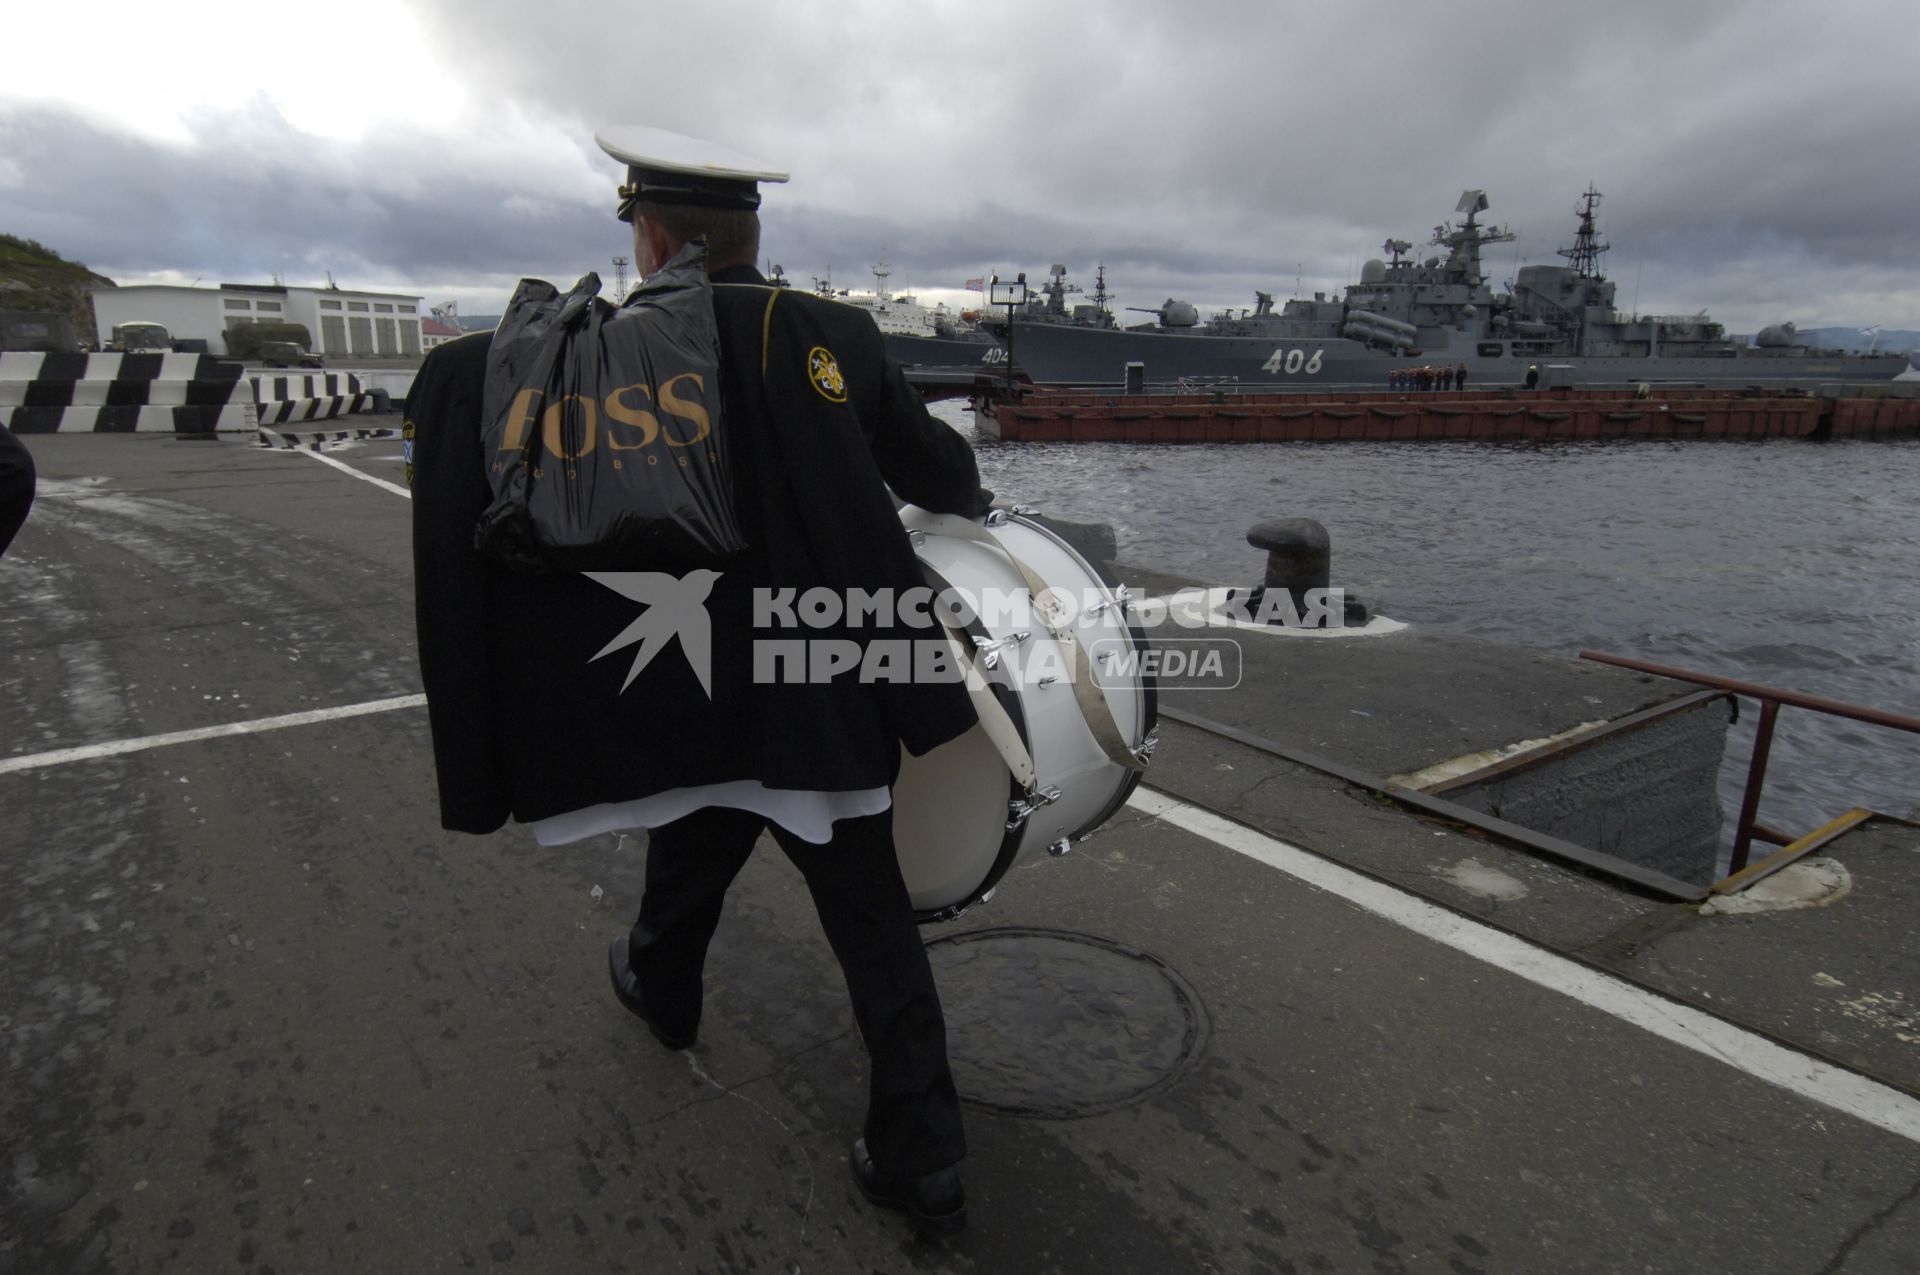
[258,341,324,368]
[109,321,175,352]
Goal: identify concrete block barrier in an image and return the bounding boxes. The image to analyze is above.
[255,425,400,450]
[4,403,255,435]
[250,373,373,425]
[0,351,245,385]
[255,394,376,425]
[0,351,254,434]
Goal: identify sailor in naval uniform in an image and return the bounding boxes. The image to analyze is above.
[408,126,986,1235]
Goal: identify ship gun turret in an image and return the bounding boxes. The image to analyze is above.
[1127,300,1200,329]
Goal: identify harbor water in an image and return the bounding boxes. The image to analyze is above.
[943,400,1920,856]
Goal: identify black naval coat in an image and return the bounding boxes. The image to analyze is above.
[411,263,988,834]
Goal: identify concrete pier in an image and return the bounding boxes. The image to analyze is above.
[3,428,1917,1273]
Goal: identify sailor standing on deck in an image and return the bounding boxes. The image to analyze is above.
[408,125,988,1236]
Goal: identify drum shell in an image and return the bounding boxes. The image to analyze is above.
[892,509,1155,921]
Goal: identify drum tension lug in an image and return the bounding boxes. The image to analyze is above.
[1048,837,1074,858]
[930,885,994,924]
[1132,728,1160,767]
[1086,585,1132,618]
[973,630,1031,671]
[1007,784,1064,830]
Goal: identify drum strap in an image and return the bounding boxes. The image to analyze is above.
[939,519,1147,774]
[938,625,1037,790]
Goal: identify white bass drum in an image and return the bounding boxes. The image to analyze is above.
[892,507,1157,923]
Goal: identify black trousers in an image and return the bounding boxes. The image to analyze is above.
[627,805,966,1176]
[0,425,35,559]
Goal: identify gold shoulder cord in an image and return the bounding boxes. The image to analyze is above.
[760,289,780,377]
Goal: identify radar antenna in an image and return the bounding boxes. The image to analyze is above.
[1383,238,1413,266]
[1429,192,1514,284]
[1557,185,1610,279]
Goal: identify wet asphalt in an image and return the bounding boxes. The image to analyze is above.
[2,428,1916,1274]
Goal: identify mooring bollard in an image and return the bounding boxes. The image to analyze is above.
[1237,518,1369,628]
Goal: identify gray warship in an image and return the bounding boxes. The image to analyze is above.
[1006,189,1909,387]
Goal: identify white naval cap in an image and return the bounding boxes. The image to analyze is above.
[594,125,789,220]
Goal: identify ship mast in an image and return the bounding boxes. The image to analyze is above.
[1091,264,1113,320]
[1558,186,1609,279]
[1043,264,1080,317]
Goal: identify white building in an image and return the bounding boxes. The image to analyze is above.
[90,282,425,359]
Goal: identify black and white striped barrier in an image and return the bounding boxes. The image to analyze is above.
[256,426,401,451]
[1,351,255,435]
[0,351,244,385]
[255,394,377,425]
[250,373,377,425]
[3,404,255,434]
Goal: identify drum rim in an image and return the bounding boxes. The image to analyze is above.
[910,557,1031,925]
[1006,512,1160,842]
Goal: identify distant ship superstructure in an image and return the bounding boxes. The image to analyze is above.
[816,262,1003,374]
[1008,189,1907,386]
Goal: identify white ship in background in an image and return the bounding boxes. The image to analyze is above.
[801,263,1000,367]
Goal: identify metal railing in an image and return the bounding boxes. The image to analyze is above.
[1579,651,1920,883]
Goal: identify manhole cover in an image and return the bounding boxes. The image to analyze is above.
[926,927,1210,1118]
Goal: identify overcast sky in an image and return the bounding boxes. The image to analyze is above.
[5,0,1917,336]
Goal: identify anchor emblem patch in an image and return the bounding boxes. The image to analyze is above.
[807,346,847,403]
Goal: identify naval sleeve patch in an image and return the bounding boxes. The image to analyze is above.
[806,346,847,403]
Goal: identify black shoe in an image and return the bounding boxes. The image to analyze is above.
[849,1138,966,1237]
[606,936,696,1051]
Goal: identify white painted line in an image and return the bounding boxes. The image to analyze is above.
[0,694,426,776]
[292,445,414,499]
[1128,787,1920,1145]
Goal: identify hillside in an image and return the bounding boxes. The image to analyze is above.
[0,234,115,340]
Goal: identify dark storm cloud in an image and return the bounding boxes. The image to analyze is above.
[393,0,1920,325]
[0,105,616,287]
[4,0,1916,327]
